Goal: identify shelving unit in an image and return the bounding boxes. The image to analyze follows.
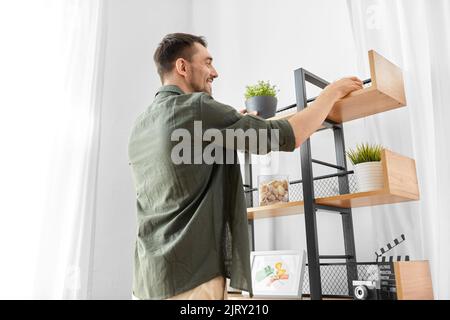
[243,50,419,300]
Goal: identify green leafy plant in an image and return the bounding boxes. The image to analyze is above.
[346,143,383,165]
[244,80,278,100]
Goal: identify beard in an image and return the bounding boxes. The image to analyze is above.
[189,77,212,95]
[194,83,211,95]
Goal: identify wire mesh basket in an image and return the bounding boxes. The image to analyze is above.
[244,172,369,298]
[244,172,358,206]
[302,262,385,297]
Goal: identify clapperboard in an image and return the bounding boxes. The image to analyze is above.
[374,234,409,300]
[375,234,409,262]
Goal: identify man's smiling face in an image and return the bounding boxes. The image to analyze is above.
[185,42,218,95]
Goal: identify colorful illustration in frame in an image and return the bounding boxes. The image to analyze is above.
[250,250,306,298]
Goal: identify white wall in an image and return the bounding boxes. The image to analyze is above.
[90,0,193,299]
[192,0,380,260]
[91,0,393,298]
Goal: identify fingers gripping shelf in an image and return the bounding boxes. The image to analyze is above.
[268,50,407,123]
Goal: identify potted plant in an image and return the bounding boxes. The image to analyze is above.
[346,143,384,192]
[244,80,279,119]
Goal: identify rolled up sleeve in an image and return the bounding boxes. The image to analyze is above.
[199,93,296,154]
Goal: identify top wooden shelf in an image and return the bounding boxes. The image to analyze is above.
[269,50,407,123]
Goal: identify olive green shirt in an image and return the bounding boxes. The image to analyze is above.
[128,85,296,299]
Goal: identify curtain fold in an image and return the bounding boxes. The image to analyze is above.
[347,0,450,299]
[0,0,106,299]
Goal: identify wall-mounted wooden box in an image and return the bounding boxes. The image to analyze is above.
[319,148,419,208]
[328,50,407,122]
[394,260,434,300]
[269,50,407,124]
[247,149,420,220]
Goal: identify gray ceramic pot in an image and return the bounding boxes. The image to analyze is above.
[245,96,277,119]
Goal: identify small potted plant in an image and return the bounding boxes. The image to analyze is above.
[347,143,384,192]
[244,80,278,119]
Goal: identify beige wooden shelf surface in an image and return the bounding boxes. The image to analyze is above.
[247,149,419,220]
[268,50,406,124]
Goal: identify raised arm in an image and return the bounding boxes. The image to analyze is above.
[288,76,363,148]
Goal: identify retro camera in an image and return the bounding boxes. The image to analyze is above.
[353,280,379,300]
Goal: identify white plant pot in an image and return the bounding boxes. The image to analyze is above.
[354,161,384,192]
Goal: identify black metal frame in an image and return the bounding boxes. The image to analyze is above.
[243,68,368,300]
[302,261,388,298]
[244,152,255,252]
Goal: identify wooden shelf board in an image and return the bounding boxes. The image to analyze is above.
[268,87,404,124]
[247,190,418,220]
[328,87,404,123]
[315,190,419,208]
[247,201,304,220]
[268,50,406,124]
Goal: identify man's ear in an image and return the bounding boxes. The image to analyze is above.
[174,58,188,77]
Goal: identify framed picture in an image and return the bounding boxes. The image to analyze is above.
[250,250,306,299]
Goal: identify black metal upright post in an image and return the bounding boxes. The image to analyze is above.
[246,67,362,299]
[244,151,255,252]
[294,68,322,300]
[333,127,358,294]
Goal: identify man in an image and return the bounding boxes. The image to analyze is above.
[128,33,363,300]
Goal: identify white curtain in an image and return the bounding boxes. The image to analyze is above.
[0,0,106,299]
[347,0,450,299]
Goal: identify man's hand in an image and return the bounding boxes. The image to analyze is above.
[288,76,363,148]
[321,76,363,101]
[239,108,258,116]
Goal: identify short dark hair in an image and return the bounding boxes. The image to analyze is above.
[153,33,207,82]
